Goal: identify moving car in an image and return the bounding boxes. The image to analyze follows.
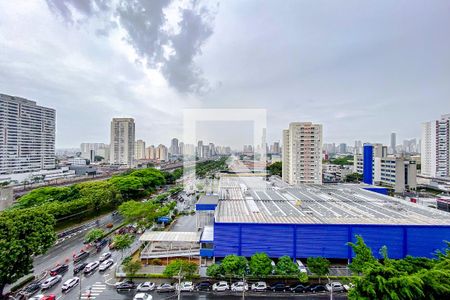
[50,264,68,276]
[177,281,194,292]
[73,251,89,263]
[326,282,345,292]
[251,281,267,291]
[99,259,114,271]
[156,283,175,293]
[99,252,112,262]
[40,275,62,290]
[61,277,79,293]
[307,284,327,293]
[212,281,229,292]
[133,293,152,300]
[116,281,137,291]
[195,281,212,291]
[231,281,248,292]
[290,284,307,293]
[83,261,100,273]
[73,262,88,275]
[29,295,56,300]
[137,282,156,292]
[268,283,288,292]
[21,282,41,296]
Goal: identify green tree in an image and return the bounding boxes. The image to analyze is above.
[275,256,300,276]
[84,228,105,243]
[306,257,330,283]
[267,162,282,176]
[123,260,142,280]
[0,209,56,297]
[221,255,248,277]
[347,235,377,274]
[298,272,309,284]
[163,259,198,278]
[345,172,363,183]
[249,253,273,277]
[206,264,224,278]
[113,233,135,258]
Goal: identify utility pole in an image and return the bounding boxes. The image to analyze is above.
[177,267,182,300]
[242,274,245,300]
[79,275,82,300]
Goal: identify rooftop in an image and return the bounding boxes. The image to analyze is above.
[140,231,200,243]
[215,176,450,225]
[197,195,220,205]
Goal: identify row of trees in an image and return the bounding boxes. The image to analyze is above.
[195,157,228,178]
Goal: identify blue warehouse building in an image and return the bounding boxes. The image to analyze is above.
[204,176,450,261]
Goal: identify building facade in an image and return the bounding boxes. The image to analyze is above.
[0,94,56,175]
[135,139,146,160]
[109,118,135,166]
[421,114,450,178]
[156,144,168,162]
[170,138,179,156]
[282,122,323,184]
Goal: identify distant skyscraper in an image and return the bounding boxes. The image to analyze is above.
[338,143,347,154]
[0,94,55,175]
[354,140,362,155]
[179,142,184,155]
[156,144,168,161]
[145,145,156,160]
[197,140,204,158]
[390,132,397,154]
[80,143,107,160]
[109,118,135,166]
[170,138,179,155]
[421,114,450,178]
[282,122,323,185]
[135,139,146,160]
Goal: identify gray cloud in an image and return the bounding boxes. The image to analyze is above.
[45,0,216,94]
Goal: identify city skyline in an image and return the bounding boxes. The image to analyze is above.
[2,1,450,148]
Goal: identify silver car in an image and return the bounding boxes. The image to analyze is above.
[137,282,156,292]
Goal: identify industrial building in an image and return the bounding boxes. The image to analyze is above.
[203,176,450,261]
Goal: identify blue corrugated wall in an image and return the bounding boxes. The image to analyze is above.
[363,144,374,185]
[214,222,450,259]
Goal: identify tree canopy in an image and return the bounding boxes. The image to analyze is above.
[249,252,273,277]
[163,259,198,278]
[84,228,105,243]
[306,256,330,282]
[267,162,282,176]
[221,255,248,277]
[275,256,299,276]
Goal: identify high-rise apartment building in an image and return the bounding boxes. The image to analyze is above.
[109,118,135,166]
[145,145,156,160]
[135,139,146,160]
[0,94,55,175]
[282,122,323,185]
[80,143,108,161]
[156,144,168,161]
[170,138,179,156]
[197,140,204,158]
[390,132,397,154]
[421,114,450,178]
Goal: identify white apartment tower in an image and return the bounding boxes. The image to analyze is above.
[421,114,450,178]
[135,139,146,160]
[282,122,323,185]
[109,118,135,166]
[0,94,56,175]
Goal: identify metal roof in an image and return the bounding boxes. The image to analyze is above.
[215,177,450,225]
[140,231,200,243]
[200,225,214,242]
[197,195,220,205]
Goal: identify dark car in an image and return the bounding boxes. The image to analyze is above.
[50,264,69,276]
[116,281,137,291]
[73,262,88,275]
[290,284,307,293]
[21,282,41,296]
[268,283,288,292]
[307,284,327,293]
[73,251,89,263]
[196,281,212,291]
[95,239,110,252]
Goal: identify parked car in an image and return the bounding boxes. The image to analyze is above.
[73,262,88,275]
[133,293,152,300]
[61,277,79,293]
[156,283,175,293]
[326,282,345,292]
[73,251,89,263]
[99,252,112,262]
[115,280,134,287]
[99,259,114,271]
[116,281,137,291]
[50,264,68,276]
[196,281,212,291]
[268,283,288,292]
[307,284,327,293]
[41,275,62,290]
[177,282,194,292]
[21,282,41,296]
[212,281,229,292]
[343,283,355,292]
[290,284,307,293]
[137,282,156,292]
[83,261,100,273]
[231,281,248,292]
[251,281,267,291]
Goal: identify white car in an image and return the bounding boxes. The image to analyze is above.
[295,259,308,273]
[137,282,156,292]
[99,259,114,271]
[133,293,152,300]
[212,281,229,292]
[326,282,345,292]
[251,281,267,291]
[29,295,45,300]
[99,252,112,262]
[231,281,248,292]
[84,261,100,273]
[41,275,62,290]
[343,283,355,291]
[177,281,194,292]
[61,277,80,292]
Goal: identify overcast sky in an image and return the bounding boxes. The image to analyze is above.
[1,0,450,148]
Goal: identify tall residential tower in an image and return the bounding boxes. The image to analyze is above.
[282,122,323,185]
[109,118,135,166]
[421,114,450,178]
